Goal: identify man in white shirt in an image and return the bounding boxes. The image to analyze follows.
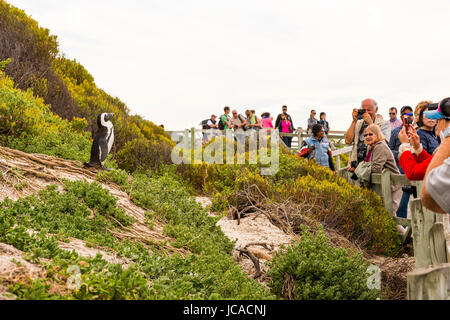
[345,98,391,171]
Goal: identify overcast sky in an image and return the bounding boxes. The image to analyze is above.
[7,0,450,131]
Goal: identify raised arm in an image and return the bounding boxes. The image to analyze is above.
[345,109,359,144]
[421,135,450,213]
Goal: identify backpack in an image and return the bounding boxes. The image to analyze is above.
[201,119,210,130]
[239,114,249,131]
[218,116,225,130]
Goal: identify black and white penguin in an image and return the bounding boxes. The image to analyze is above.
[84,113,114,171]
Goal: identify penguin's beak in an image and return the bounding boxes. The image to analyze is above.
[105,113,114,122]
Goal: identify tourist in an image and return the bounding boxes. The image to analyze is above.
[416,103,439,155]
[388,105,416,219]
[345,98,390,172]
[361,124,404,233]
[230,109,248,144]
[275,105,294,133]
[318,112,330,135]
[306,109,318,135]
[304,124,334,171]
[202,114,218,143]
[261,112,273,130]
[280,113,293,148]
[421,98,450,214]
[398,125,433,181]
[249,109,262,131]
[220,106,232,131]
[389,105,415,167]
[388,107,402,131]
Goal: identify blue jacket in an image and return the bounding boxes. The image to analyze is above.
[305,136,331,168]
[388,126,402,164]
[417,129,439,155]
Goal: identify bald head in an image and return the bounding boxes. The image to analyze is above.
[362,98,378,110]
[361,98,378,120]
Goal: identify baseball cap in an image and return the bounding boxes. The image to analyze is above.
[424,98,450,120]
[400,106,413,114]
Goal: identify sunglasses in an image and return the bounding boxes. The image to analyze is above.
[364,133,374,137]
[389,112,396,115]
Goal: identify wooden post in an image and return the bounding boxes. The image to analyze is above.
[190,127,195,151]
[411,199,436,269]
[407,263,450,300]
[429,223,448,265]
[336,155,341,171]
[297,128,303,152]
[380,169,393,214]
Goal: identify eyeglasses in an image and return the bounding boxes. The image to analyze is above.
[389,113,396,115]
[364,133,374,137]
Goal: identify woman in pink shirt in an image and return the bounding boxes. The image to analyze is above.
[280,113,292,147]
[261,112,273,131]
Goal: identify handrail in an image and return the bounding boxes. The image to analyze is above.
[337,167,450,299]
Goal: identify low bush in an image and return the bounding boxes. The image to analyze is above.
[267,226,380,300]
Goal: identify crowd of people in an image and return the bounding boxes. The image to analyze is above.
[198,98,450,219]
[200,105,331,149]
[342,97,450,232]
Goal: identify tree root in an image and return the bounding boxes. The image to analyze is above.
[238,248,262,278]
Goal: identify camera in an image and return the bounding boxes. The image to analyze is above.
[357,109,367,120]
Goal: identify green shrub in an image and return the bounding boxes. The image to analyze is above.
[178,150,401,256]
[267,226,380,300]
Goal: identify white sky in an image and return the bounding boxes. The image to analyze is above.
[7,0,450,131]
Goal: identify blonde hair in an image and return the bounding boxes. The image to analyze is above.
[365,124,386,142]
[414,100,432,124]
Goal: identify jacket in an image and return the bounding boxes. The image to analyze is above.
[275,113,294,132]
[398,146,433,181]
[305,135,331,168]
[367,140,399,174]
[351,116,390,163]
[416,129,439,155]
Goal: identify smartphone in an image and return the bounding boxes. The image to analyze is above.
[402,115,410,135]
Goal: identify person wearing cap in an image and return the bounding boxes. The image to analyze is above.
[204,114,218,142]
[304,124,334,171]
[386,105,416,219]
[421,98,450,214]
[388,105,415,167]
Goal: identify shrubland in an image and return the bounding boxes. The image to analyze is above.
[0,0,404,300]
[176,138,401,256]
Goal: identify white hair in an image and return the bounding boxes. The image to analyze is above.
[362,98,378,110]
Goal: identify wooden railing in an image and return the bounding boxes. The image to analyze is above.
[167,127,353,169]
[338,167,450,299]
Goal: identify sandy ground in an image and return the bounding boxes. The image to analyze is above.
[0,243,47,300]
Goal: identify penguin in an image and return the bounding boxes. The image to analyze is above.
[84,113,114,171]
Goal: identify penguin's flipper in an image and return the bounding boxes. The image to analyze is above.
[99,138,109,163]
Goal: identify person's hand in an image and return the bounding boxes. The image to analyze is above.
[352,108,358,121]
[348,166,355,172]
[409,126,421,150]
[398,126,409,144]
[362,112,373,125]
